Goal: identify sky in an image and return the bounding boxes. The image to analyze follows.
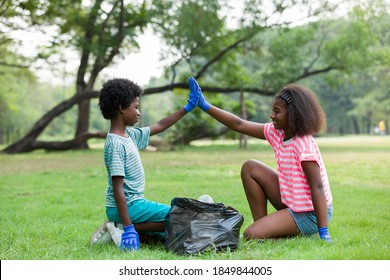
[102,29,164,86]
[10,22,163,86]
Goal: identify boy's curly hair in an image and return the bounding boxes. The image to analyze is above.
[98,78,143,120]
[276,84,326,136]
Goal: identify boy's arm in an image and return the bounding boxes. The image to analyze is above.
[112,176,132,226]
[112,176,140,250]
[149,108,187,136]
[149,77,199,136]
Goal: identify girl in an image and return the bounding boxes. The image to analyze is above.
[194,78,332,241]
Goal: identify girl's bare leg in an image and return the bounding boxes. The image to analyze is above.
[241,160,285,220]
[243,209,299,239]
[134,222,165,243]
[240,160,299,239]
[134,222,164,232]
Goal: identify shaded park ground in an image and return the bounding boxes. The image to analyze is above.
[0,135,389,260]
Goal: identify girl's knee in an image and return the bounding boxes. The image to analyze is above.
[241,159,260,175]
[241,160,270,180]
[242,159,257,169]
[243,227,255,240]
[243,225,264,240]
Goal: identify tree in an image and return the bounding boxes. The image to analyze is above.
[307,1,390,134]
[0,39,37,143]
[2,0,386,153]
[2,0,152,152]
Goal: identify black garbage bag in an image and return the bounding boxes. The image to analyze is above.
[164,197,244,255]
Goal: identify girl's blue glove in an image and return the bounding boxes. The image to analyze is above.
[121,224,140,250]
[184,77,200,112]
[318,226,331,242]
[190,77,211,111]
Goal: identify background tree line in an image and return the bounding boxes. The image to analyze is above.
[0,0,389,153]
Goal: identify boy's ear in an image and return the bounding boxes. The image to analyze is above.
[118,105,125,114]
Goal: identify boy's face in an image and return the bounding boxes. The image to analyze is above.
[122,97,141,126]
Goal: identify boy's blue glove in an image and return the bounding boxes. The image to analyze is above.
[318,226,331,242]
[190,77,211,111]
[121,224,140,250]
[183,77,200,112]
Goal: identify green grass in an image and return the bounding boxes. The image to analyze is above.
[0,135,389,260]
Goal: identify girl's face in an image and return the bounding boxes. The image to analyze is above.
[270,98,289,131]
[122,97,141,126]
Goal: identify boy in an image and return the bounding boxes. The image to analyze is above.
[91,77,199,250]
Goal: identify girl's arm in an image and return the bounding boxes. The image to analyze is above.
[149,108,187,136]
[301,161,329,229]
[206,105,266,140]
[194,77,266,140]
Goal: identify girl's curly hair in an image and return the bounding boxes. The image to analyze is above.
[276,84,326,136]
[98,78,143,120]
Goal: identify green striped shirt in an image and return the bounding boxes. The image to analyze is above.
[104,127,150,207]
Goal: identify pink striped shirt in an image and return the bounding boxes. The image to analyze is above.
[264,123,332,212]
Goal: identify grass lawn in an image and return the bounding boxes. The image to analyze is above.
[0,135,389,260]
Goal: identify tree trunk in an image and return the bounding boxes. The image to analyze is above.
[352,117,360,134]
[2,90,98,153]
[74,99,91,149]
[239,91,248,149]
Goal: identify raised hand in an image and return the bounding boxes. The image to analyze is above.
[190,77,211,111]
[183,77,200,112]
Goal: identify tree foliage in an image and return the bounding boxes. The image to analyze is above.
[1,0,389,153]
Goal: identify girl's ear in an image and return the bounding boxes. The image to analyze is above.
[118,105,125,114]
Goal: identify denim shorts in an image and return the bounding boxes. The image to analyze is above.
[106,198,171,224]
[288,204,333,236]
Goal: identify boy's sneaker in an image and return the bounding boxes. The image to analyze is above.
[90,220,112,245]
[107,222,124,247]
